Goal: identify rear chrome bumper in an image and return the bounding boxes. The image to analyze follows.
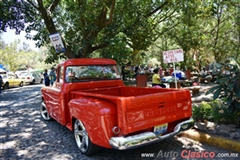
[109,117,194,150]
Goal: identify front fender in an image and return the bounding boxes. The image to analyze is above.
[69,97,117,148]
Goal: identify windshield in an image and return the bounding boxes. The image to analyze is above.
[18,72,28,76]
[21,73,32,76]
[65,65,121,83]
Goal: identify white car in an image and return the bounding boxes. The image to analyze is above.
[19,72,43,84]
[15,71,28,77]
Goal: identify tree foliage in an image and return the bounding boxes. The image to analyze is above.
[0,38,52,72]
[1,0,175,65]
[0,0,239,68]
[206,59,240,125]
[148,0,240,70]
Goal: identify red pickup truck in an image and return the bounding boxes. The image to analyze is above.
[40,58,194,155]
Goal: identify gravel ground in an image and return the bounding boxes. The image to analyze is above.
[0,84,238,160]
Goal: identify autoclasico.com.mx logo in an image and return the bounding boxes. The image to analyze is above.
[140,150,239,159]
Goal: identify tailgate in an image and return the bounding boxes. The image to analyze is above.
[118,89,192,135]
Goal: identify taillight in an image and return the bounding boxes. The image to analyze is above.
[27,77,30,79]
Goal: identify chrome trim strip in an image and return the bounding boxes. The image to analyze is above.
[109,117,194,150]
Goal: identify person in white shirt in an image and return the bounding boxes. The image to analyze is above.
[200,68,208,77]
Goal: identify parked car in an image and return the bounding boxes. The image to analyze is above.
[1,72,24,89]
[15,70,28,78]
[19,72,43,84]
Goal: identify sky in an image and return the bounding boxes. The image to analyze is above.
[1,29,38,51]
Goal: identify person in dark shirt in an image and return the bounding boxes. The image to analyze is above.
[43,69,50,86]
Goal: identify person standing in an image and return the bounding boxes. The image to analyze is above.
[49,67,56,86]
[134,66,140,78]
[121,66,126,81]
[43,69,50,86]
[152,68,166,88]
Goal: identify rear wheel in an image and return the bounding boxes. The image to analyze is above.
[40,101,52,121]
[19,81,23,87]
[31,80,35,85]
[74,119,100,155]
[3,83,9,89]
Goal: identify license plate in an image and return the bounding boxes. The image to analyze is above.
[154,123,168,135]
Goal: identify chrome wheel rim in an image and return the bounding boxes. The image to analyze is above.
[40,101,51,120]
[74,120,89,153]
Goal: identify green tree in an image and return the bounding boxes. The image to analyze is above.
[1,0,174,65]
[0,38,52,71]
[1,40,20,71]
[2,0,239,67]
[206,59,240,125]
[148,0,240,70]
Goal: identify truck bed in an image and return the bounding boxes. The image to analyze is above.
[71,86,192,135]
[72,86,184,96]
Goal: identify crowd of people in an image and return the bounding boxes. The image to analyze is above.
[121,65,186,81]
[41,64,224,88]
[122,65,170,80]
[121,64,225,88]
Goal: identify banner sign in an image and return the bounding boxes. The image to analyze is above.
[163,49,184,64]
[49,32,65,53]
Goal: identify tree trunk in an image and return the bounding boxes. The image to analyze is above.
[37,0,75,59]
